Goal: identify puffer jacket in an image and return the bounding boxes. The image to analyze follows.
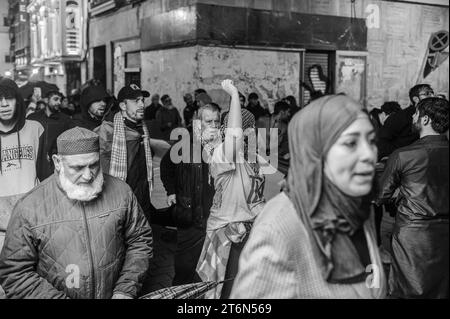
[0,173,153,299]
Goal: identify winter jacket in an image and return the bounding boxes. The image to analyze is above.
[0,173,153,299]
[27,109,73,181]
[160,141,215,229]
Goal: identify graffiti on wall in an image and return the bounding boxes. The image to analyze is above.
[419,30,449,82]
[301,64,331,104]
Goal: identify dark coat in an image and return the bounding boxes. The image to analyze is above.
[246,102,270,121]
[72,112,102,131]
[27,109,73,181]
[144,103,162,121]
[377,105,419,159]
[160,141,215,230]
[376,135,449,298]
[0,173,153,299]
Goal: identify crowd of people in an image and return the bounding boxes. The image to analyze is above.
[0,74,448,299]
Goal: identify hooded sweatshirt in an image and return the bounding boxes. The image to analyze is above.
[0,78,45,198]
[72,85,111,131]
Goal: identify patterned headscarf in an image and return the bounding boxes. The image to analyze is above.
[286,94,374,283]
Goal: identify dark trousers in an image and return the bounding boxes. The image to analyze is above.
[172,226,206,286]
[220,234,249,299]
[373,204,383,246]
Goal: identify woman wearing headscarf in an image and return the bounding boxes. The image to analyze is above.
[230,95,386,298]
[196,79,265,299]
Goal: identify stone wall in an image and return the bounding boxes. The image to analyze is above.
[141,45,301,117]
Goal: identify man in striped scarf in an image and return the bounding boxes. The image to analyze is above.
[95,84,155,222]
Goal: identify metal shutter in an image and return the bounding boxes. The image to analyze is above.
[303,52,330,105]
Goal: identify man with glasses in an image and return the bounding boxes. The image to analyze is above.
[377,84,434,160]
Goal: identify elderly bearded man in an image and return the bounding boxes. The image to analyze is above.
[0,127,153,299]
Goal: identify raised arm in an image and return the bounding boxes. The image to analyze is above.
[221,79,242,163]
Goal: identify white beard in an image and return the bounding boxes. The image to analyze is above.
[58,166,104,202]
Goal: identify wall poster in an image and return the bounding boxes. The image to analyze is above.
[335,51,368,106]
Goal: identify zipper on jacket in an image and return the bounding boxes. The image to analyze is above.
[81,204,96,299]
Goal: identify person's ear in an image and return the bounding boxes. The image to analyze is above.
[412,96,420,105]
[119,101,126,112]
[422,115,430,126]
[52,154,62,172]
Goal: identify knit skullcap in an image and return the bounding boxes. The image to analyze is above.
[57,127,100,155]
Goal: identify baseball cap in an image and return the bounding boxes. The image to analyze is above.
[117,84,150,102]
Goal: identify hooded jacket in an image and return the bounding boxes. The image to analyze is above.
[0,78,45,198]
[72,85,111,131]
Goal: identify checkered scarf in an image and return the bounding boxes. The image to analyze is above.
[139,281,224,299]
[196,222,251,299]
[109,112,153,197]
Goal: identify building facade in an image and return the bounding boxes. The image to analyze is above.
[1,0,13,77]
[26,0,88,95]
[88,0,448,113]
[8,0,31,84]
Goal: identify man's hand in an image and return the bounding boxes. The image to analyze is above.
[31,88,41,103]
[167,194,176,206]
[221,79,238,96]
[112,293,133,299]
[202,127,220,142]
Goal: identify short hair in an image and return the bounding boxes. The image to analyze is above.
[161,94,170,102]
[380,101,401,115]
[197,103,220,120]
[273,100,290,115]
[210,102,221,112]
[248,92,258,100]
[409,84,433,104]
[194,88,206,95]
[46,90,63,99]
[416,97,449,133]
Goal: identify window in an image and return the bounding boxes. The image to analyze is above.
[5,55,12,63]
[3,17,9,27]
